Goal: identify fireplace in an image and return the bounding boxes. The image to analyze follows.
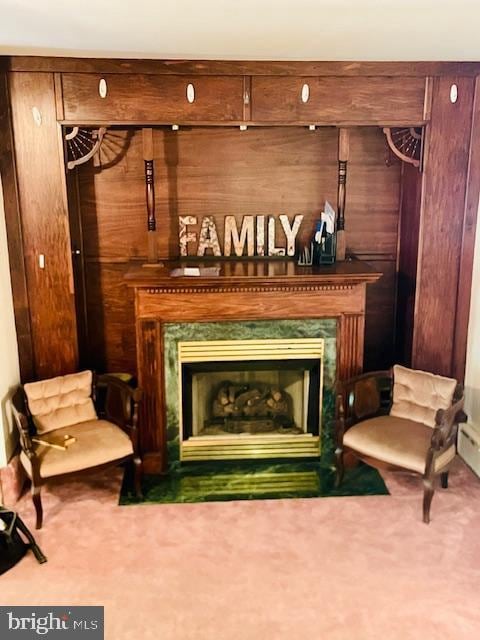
[126,259,381,473]
[178,338,324,460]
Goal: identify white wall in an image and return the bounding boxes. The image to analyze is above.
[0,176,20,467]
[464,200,480,429]
[1,1,480,60]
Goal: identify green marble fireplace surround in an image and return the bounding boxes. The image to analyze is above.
[163,319,337,471]
[119,317,388,504]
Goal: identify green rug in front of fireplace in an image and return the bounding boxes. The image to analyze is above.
[119,460,388,505]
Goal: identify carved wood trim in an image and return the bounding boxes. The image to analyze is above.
[383,127,423,168]
[65,126,107,170]
[143,284,355,295]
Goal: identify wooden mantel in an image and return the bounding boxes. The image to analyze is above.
[125,259,381,472]
[125,258,381,288]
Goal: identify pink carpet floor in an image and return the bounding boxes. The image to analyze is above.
[2,459,480,640]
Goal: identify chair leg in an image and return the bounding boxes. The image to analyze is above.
[422,478,434,524]
[335,448,345,487]
[441,471,449,489]
[133,456,143,499]
[32,486,43,530]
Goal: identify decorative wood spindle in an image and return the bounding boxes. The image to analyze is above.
[142,128,158,263]
[336,128,350,261]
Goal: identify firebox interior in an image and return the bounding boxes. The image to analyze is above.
[181,359,321,440]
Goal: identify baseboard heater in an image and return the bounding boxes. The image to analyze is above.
[458,423,480,478]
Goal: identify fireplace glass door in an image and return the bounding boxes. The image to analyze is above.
[178,339,324,461]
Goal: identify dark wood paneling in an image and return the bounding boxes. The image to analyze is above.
[346,129,401,256]
[363,259,398,372]
[347,129,401,372]
[413,77,475,377]
[84,261,136,374]
[78,126,339,263]
[395,163,423,366]
[66,170,90,370]
[453,77,480,382]
[6,57,480,77]
[76,126,401,375]
[78,127,400,258]
[252,77,427,125]
[62,74,245,123]
[0,70,35,381]
[9,72,78,378]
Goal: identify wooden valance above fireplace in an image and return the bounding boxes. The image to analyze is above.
[125,258,381,472]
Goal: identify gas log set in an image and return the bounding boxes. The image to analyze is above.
[201,381,302,436]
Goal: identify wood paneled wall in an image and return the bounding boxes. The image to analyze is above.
[71,126,401,375]
[396,162,423,366]
[8,72,78,379]
[413,77,476,376]
[2,58,479,385]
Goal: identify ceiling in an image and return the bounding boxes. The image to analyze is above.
[1,0,479,61]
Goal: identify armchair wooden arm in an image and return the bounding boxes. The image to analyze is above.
[11,389,33,453]
[93,374,142,456]
[335,370,393,486]
[426,386,466,475]
[11,388,43,498]
[335,370,393,443]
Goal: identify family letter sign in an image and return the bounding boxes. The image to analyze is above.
[179,215,304,257]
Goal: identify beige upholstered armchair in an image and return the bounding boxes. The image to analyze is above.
[12,371,143,529]
[335,365,466,523]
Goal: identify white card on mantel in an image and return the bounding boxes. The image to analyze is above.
[170,266,220,277]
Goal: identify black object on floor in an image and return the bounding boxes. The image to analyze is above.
[0,506,47,575]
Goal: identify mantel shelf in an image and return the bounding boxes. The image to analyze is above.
[124,258,382,290]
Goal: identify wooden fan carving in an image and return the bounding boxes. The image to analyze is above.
[65,128,133,170]
[383,127,423,168]
[65,127,106,170]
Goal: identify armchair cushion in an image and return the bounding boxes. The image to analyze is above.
[390,365,457,428]
[343,415,456,474]
[20,420,133,479]
[24,371,97,434]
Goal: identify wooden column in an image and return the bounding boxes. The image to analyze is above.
[338,312,365,379]
[412,77,476,378]
[136,317,165,473]
[8,72,78,379]
[0,70,35,381]
[452,77,480,381]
